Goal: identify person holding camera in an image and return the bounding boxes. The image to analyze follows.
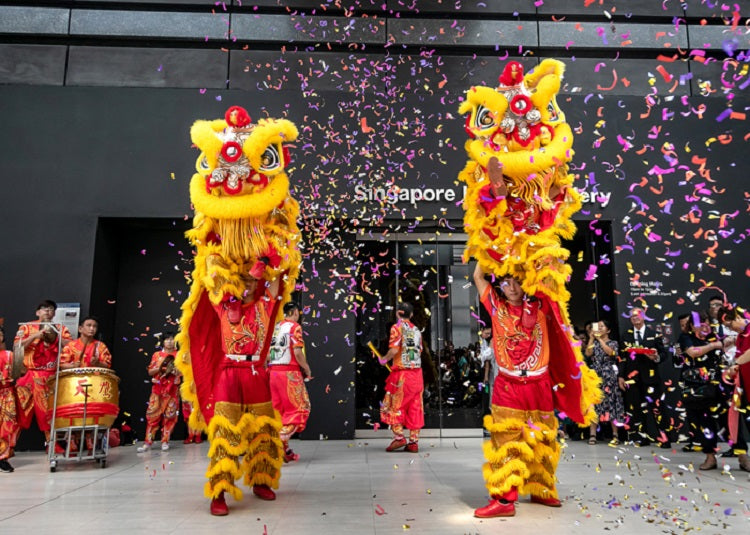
[584,320,623,445]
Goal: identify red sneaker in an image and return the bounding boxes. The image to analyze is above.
[530,495,562,507]
[284,449,299,463]
[183,437,193,444]
[210,492,229,516]
[474,499,515,518]
[386,438,407,452]
[194,435,203,444]
[405,442,419,453]
[252,485,276,501]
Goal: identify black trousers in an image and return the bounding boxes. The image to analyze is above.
[623,380,670,443]
[685,403,720,454]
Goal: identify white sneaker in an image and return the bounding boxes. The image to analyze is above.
[161,442,170,451]
[137,443,151,453]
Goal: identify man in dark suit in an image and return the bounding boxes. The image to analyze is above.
[618,307,671,448]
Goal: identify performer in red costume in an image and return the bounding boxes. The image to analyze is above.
[14,300,71,443]
[192,261,284,516]
[177,105,299,516]
[268,301,311,462]
[473,264,597,517]
[0,325,21,472]
[60,317,112,370]
[138,333,179,452]
[380,302,424,453]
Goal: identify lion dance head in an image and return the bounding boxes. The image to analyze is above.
[187,106,302,302]
[458,59,582,302]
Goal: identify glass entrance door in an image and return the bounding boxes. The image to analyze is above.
[354,233,484,436]
[352,221,615,437]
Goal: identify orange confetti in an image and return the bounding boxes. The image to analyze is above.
[717,134,732,144]
[656,65,673,83]
[703,241,718,259]
[596,69,618,91]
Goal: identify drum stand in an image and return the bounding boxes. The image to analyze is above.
[49,383,110,472]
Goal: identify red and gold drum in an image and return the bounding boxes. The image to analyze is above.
[47,368,120,428]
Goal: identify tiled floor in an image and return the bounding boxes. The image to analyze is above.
[0,438,748,534]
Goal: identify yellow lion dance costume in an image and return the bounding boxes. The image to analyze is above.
[460,60,601,517]
[175,105,301,515]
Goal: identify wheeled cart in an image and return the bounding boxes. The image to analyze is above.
[49,423,110,471]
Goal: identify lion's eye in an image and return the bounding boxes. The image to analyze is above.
[474,106,496,130]
[260,145,281,171]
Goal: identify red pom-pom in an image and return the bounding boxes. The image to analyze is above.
[509,94,532,115]
[220,141,243,162]
[498,61,524,86]
[225,106,251,127]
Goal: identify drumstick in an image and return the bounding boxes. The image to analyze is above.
[367,341,391,371]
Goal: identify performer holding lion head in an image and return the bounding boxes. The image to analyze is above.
[459,60,602,518]
[175,106,301,516]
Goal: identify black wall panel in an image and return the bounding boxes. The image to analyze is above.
[689,24,743,51]
[557,57,691,96]
[67,47,229,88]
[538,21,689,49]
[387,0,536,15]
[0,44,67,85]
[232,13,386,44]
[76,0,219,4]
[388,18,537,47]
[70,9,228,40]
[0,6,70,35]
[538,0,685,17]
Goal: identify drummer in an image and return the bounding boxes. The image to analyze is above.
[59,316,113,454]
[60,317,112,370]
[14,300,72,445]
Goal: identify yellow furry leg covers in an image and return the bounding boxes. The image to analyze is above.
[483,408,561,499]
[204,414,246,501]
[204,411,284,499]
[242,414,284,489]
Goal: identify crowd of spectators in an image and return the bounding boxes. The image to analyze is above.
[564,293,750,473]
